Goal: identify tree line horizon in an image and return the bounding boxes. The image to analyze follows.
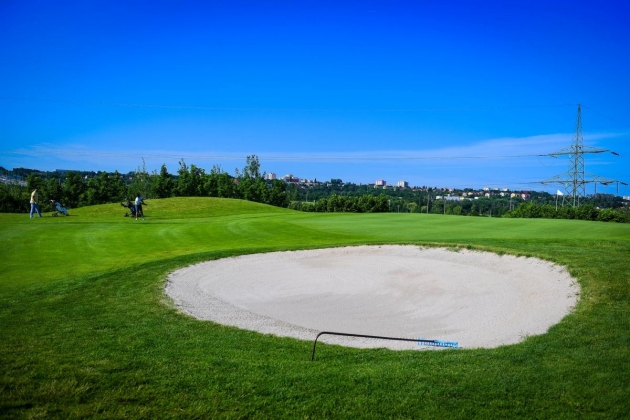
[0,155,628,222]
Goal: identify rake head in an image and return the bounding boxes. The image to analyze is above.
[418,338,458,348]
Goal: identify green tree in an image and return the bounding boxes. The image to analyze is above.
[0,182,26,212]
[175,160,207,196]
[264,180,289,207]
[314,197,328,212]
[128,159,152,198]
[82,171,127,206]
[597,208,623,222]
[242,155,262,179]
[217,173,237,198]
[236,155,268,203]
[327,194,342,212]
[204,165,222,197]
[43,177,63,207]
[576,204,598,221]
[62,172,86,209]
[26,174,44,192]
[154,164,174,198]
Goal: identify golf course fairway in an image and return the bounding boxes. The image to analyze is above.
[1,197,629,418]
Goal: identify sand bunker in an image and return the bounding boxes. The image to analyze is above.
[165,246,579,350]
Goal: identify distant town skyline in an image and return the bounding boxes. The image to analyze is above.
[3,166,625,200]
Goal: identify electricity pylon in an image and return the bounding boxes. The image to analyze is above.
[540,104,620,207]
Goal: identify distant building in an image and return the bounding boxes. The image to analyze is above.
[397,180,408,188]
[375,179,387,186]
[282,174,299,183]
[0,176,27,186]
[267,173,276,180]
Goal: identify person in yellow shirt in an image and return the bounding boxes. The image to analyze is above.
[30,188,42,218]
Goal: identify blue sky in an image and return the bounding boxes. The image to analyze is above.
[1,0,629,194]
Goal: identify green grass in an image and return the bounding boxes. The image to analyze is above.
[1,197,629,418]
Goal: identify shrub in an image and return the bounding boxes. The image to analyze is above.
[597,208,623,222]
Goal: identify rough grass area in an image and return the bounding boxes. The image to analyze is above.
[1,198,629,418]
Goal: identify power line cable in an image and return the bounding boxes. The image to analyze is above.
[0,149,573,161]
[581,104,630,130]
[0,96,577,113]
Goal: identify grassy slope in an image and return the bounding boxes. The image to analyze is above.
[1,197,629,419]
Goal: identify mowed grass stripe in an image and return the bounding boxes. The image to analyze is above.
[1,199,363,287]
[1,197,629,418]
[291,211,630,241]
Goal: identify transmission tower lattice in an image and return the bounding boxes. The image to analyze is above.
[569,104,585,200]
[540,103,619,207]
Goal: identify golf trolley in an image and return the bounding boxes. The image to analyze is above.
[50,200,69,216]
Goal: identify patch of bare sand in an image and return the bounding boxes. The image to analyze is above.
[165,246,579,350]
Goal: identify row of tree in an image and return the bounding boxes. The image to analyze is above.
[288,194,390,213]
[2,158,627,222]
[502,202,629,223]
[287,195,629,222]
[0,156,289,213]
[288,180,628,212]
[289,194,518,216]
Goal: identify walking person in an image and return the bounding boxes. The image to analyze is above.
[30,188,43,218]
[134,193,147,220]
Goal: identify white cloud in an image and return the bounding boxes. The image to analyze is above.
[1,132,623,187]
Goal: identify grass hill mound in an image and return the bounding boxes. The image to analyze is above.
[1,197,293,222]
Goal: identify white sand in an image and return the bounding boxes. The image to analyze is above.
[165,246,579,350]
